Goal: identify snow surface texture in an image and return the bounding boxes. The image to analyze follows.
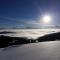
[0,29,60,39]
[0,41,60,60]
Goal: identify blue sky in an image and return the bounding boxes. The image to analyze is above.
[0,0,60,28]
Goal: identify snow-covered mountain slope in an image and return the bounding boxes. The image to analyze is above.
[0,41,60,60]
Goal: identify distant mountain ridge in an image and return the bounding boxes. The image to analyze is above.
[0,25,60,29]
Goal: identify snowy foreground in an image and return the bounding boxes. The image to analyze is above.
[0,41,60,60]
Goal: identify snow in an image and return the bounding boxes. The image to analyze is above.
[0,41,60,60]
[0,29,60,60]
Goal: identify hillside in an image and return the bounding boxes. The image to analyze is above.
[0,41,60,60]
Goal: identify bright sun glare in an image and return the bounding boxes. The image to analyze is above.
[43,15,51,23]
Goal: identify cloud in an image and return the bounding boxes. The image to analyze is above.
[0,16,17,21]
[0,16,42,28]
[0,16,41,24]
[26,20,40,25]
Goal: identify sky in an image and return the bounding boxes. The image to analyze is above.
[0,0,60,28]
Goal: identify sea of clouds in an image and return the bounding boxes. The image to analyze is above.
[0,29,60,39]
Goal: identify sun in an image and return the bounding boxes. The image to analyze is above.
[42,15,51,23]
